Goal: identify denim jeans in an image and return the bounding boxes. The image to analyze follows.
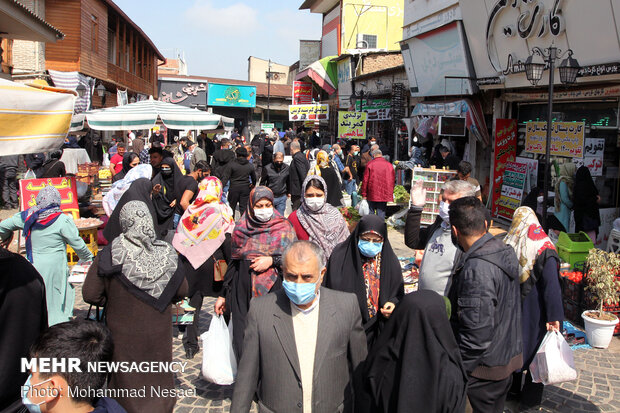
[273,195,287,216]
[173,213,181,229]
[344,180,358,207]
[222,182,230,205]
[367,201,387,219]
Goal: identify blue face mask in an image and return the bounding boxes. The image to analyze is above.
[358,240,383,257]
[283,279,319,305]
[22,374,49,413]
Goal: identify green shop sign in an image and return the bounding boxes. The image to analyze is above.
[207,83,257,108]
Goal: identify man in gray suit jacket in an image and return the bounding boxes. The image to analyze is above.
[231,241,367,413]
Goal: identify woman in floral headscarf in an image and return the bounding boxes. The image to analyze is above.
[504,206,563,410]
[172,176,235,358]
[0,186,92,325]
[214,186,296,359]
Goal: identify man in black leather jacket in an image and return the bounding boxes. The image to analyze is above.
[448,197,523,413]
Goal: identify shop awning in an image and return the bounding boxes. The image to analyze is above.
[0,78,76,155]
[84,98,234,131]
[296,56,338,95]
[410,99,490,146]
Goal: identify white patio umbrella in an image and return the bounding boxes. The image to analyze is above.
[83,98,234,131]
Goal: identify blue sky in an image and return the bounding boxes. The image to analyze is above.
[114,0,322,81]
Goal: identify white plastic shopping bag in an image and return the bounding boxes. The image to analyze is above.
[201,315,237,385]
[357,199,370,216]
[529,331,577,385]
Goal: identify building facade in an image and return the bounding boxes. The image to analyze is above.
[9,0,163,109]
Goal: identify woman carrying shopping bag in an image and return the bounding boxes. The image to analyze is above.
[504,206,564,410]
[173,176,235,360]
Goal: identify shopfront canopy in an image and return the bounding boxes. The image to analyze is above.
[0,78,76,156]
[296,55,338,95]
[83,98,235,131]
[410,99,490,147]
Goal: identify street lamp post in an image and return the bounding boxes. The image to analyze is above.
[524,45,580,229]
[266,59,272,123]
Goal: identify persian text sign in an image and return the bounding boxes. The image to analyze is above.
[355,99,392,121]
[584,138,605,157]
[19,177,80,219]
[573,156,603,177]
[338,111,367,140]
[497,161,527,220]
[491,119,517,219]
[292,81,313,105]
[525,122,585,158]
[288,104,329,121]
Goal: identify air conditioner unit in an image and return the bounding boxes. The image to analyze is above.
[356,34,377,49]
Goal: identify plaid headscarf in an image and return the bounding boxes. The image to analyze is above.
[231,186,296,296]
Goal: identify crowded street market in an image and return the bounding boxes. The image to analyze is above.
[1,0,620,412]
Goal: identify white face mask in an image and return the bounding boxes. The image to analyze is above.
[439,201,450,224]
[254,207,273,222]
[306,197,325,212]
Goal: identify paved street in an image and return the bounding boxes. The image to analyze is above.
[1,204,619,413]
[66,226,617,413]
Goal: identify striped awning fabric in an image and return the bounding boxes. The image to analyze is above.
[0,78,76,155]
[48,70,92,113]
[85,98,233,131]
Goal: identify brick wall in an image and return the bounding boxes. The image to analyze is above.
[360,53,403,76]
[11,0,46,74]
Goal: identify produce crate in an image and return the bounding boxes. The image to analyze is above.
[556,232,594,270]
[66,227,98,265]
[561,273,584,304]
[563,298,584,327]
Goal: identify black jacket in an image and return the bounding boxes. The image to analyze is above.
[211,149,235,180]
[262,163,289,197]
[447,233,523,381]
[0,247,47,413]
[289,151,309,197]
[404,206,443,250]
[222,157,256,190]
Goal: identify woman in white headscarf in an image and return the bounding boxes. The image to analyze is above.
[102,163,153,216]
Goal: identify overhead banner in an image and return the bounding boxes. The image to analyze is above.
[19,177,80,219]
[207,83,256,108]
[355,99,391,121]
[525,122,585,158]
[338,111,367,140]
[497,161,527,220]
[292,81,313,105]
[491,119,517,219]
[288,104,329,121]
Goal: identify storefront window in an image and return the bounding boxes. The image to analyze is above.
[517,102,619,208]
